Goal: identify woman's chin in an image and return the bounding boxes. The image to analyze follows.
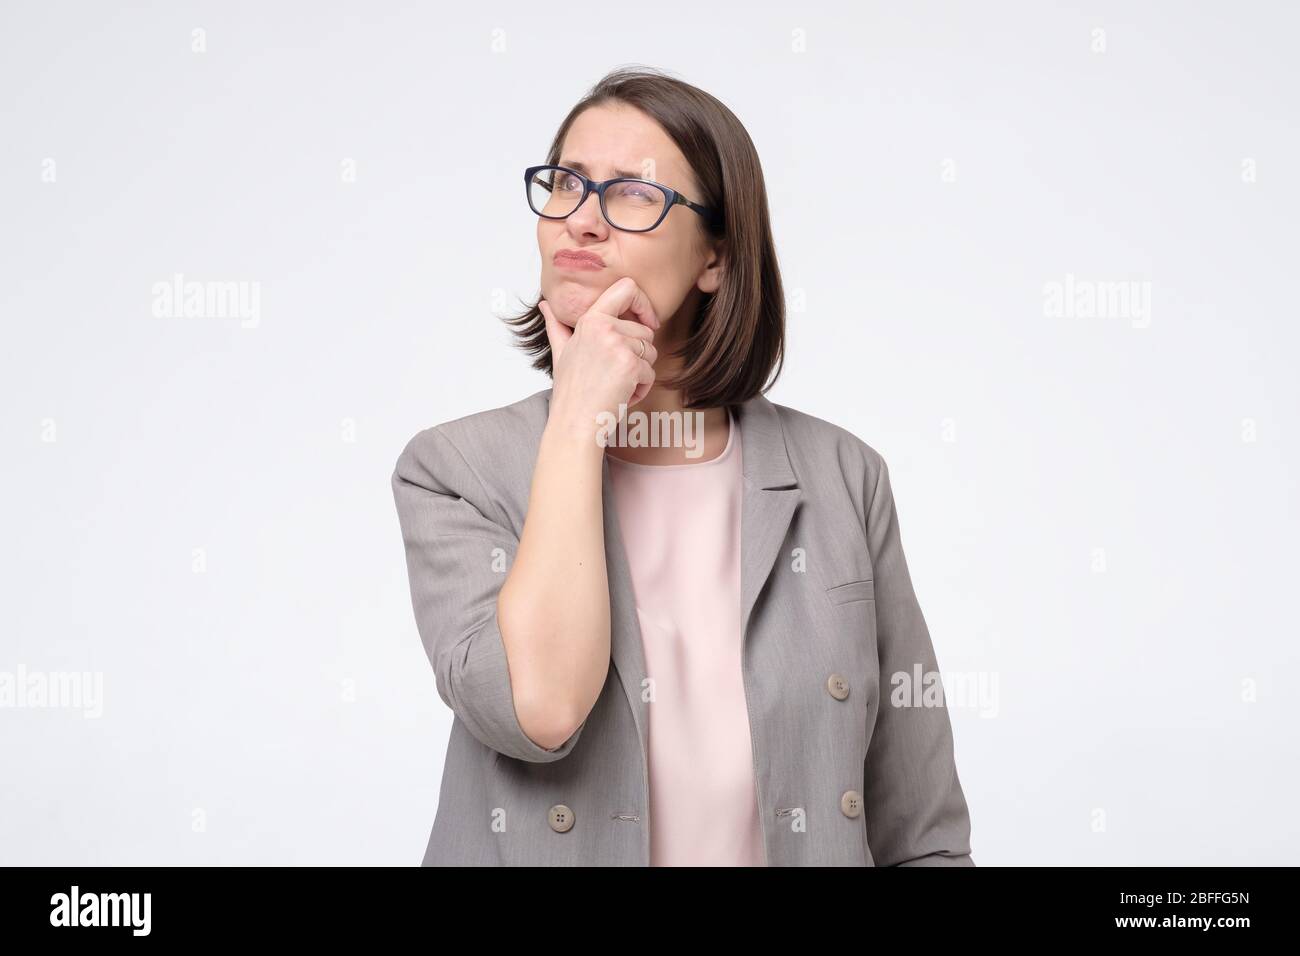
[547,284,601,325]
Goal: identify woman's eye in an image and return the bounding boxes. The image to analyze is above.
[617,183,656,202]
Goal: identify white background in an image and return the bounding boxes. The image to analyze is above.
[2,0,1296,865]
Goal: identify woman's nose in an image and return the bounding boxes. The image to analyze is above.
[566,190,607,233]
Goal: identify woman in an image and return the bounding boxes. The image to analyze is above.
[391,67,974,866]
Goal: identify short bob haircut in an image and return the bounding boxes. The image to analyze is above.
[504,66,785,411]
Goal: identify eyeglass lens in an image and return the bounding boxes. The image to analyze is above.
[528,167,668,231]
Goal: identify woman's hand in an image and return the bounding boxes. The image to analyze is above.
[539,277,660,442]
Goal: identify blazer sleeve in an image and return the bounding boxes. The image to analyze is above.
[391,425,587,763]
[862,452,975,866]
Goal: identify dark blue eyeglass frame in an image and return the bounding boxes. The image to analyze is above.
[524,164,721,233]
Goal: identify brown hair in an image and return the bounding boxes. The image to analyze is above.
[503,65,785,410]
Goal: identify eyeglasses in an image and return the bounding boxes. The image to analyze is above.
[524,164,720,233]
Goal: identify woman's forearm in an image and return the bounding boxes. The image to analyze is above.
[496,410,610,750]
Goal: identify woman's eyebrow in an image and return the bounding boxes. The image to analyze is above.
[560,158,645,179]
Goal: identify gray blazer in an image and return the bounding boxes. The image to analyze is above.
[391,387,974,866]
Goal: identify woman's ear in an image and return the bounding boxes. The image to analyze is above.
[697,240,727,295]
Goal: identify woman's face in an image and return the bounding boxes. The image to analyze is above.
[536,102,723,341]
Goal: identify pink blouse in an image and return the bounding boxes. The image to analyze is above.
[606,410,765,866]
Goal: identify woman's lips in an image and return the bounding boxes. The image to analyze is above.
[553,250,605,271]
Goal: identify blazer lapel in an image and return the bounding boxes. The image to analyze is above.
[734,394,802,638]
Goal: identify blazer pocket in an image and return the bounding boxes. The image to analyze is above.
[825,578,875,606]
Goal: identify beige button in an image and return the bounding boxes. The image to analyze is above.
[548,804,575,833]
[840,790,863,818]
[826,673,850,700]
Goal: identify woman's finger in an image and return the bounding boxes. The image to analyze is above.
[627,357,656,406]
[624,336,658,367]
[592,276,660,332]
[538,299,572,360]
